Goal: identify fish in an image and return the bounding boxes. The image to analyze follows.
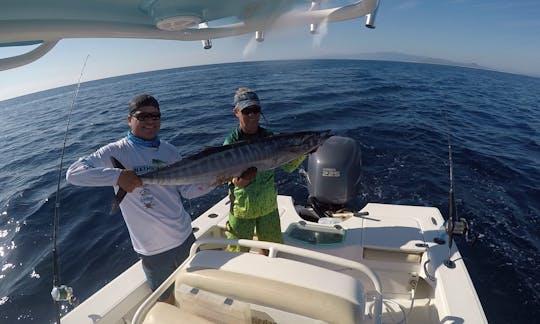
[111,130,332,207]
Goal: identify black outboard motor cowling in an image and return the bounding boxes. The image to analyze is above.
[307,136,361,210]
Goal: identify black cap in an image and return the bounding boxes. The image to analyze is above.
[129,94,160,114]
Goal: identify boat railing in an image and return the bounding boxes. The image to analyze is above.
[131,237,383,324]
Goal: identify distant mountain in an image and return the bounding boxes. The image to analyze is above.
[322,51,486,71]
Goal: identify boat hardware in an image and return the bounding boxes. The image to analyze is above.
[255,30,265,42]
[309,1,321,34]
[199,22,212,49]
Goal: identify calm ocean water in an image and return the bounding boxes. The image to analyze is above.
[0,60,539,323]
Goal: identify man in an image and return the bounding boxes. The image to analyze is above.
[224,87,305,253]
[66,94,216,302]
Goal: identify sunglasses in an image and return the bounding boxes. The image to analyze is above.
[241,106,261,115]
[131,112,161,121]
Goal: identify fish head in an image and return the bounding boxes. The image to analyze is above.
[309,129,332,152]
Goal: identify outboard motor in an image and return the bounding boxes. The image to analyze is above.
[300,136,361,221]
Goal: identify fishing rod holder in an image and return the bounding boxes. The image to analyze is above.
[444,258,457,269]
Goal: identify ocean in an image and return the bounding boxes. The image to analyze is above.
[0,59,539,323]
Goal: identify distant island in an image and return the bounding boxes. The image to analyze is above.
[318,51,485,70]
[258,50,537,78]
[312,51,540,77]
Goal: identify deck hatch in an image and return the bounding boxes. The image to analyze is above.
[363,247,423,263]
[285,222,345,245]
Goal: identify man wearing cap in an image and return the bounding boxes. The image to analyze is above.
[224,87,305,253]
[66,94,217,303]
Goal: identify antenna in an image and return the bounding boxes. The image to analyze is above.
[51,55,89,322]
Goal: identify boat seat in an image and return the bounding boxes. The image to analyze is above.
[142,301,213,324]
[174,250,365,324]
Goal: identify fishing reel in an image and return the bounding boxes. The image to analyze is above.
[446,217,480,245]
[51,285,76,305]
[443,217,481,269]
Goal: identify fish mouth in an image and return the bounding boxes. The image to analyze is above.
[316,129,333,142]
[321,129,332,138]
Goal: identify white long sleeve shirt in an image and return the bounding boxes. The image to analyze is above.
[66,137,213,256]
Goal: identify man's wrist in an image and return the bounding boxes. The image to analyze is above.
[233,176,248,187]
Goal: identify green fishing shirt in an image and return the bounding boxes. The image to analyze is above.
[224,126,305,219]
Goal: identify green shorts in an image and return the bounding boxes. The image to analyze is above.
[226,209,283,252]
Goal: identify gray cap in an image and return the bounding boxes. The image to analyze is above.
[233,87,260,111]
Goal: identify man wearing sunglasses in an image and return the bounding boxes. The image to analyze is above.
[66,94,217,303]
[223,87,305,254]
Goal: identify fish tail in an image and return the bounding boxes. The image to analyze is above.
[110,157,127,213]
[111,190,127,214]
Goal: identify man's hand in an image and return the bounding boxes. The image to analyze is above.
[240,167,257,181]
[211,176,232,186]
[117,170,142,192]
[232,167,257,188]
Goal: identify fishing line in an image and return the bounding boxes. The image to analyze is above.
[444,112,456,240]
[260,111,271,126]
[51,55,89,323]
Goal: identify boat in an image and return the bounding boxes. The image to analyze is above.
[1,1,487,323]
[58,133,486,324]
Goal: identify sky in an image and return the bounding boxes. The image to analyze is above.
[1,0,539,101]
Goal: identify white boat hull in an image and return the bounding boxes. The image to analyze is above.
[62,195,487,324]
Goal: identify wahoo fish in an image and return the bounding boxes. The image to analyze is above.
[112,130,331,206]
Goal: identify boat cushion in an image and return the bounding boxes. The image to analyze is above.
[175,250,365,324]
[142,301,213,324]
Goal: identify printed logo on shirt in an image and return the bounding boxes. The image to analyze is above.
[152,159,167,166]
[134,166,155,174]
[134,160,167,208]
[134,159,168,175]
[79,157,94,169]
[140,185,154,209]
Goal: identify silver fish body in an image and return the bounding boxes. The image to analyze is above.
[139,130,331,185]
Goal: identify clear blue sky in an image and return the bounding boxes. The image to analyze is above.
[1,0,539,101]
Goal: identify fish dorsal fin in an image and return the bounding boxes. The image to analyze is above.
[184,137,270,161]
[183,130,330,161]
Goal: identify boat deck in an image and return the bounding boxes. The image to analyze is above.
[63,195,487,324]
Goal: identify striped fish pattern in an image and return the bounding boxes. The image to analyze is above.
[111,130,331,207]
[140,130,330,185]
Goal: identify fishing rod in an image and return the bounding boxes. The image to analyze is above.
[444,122,458,268]
[442,112,477,269]
[50,55,89,322]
